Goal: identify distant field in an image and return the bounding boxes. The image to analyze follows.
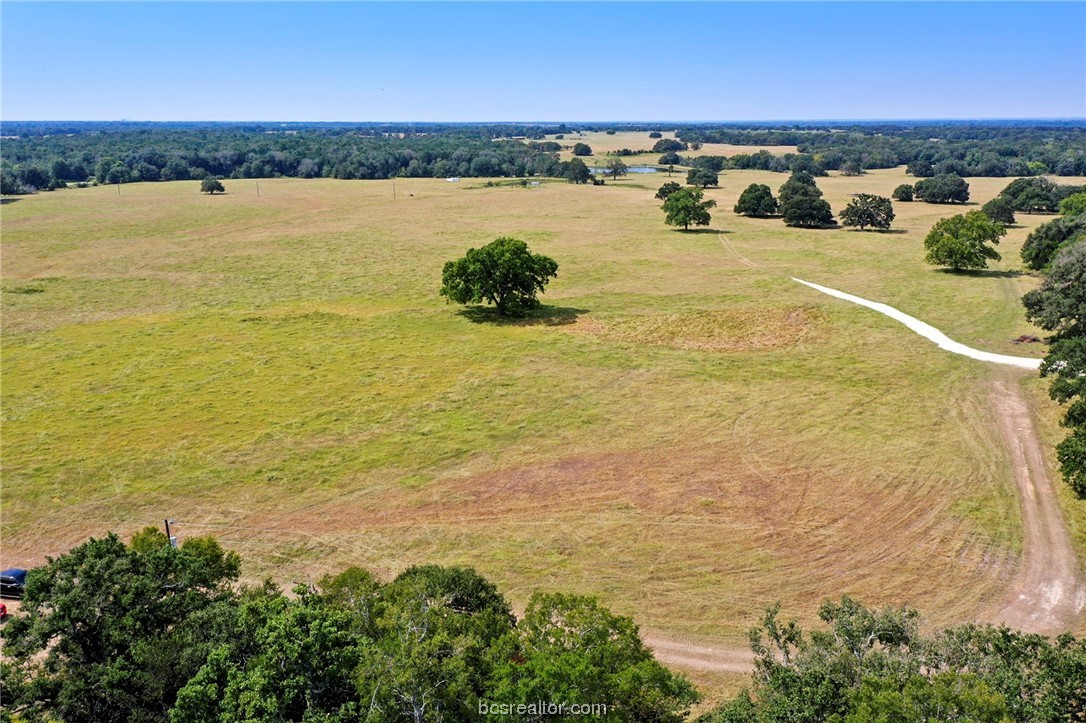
[543,130,798,163]
[3,169,1084,673]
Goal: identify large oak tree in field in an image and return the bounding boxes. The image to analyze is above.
[923,211,1004,271]
[440,237,558,317]
[661,187,716,231]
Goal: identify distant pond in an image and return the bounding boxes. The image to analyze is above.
[590,166,658,174]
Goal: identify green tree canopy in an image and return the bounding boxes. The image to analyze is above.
[571,142,592,156]
[923,210,1005,271]
[1021,213,1086,270]
[981,195,1017,225]
[840,194,895,231]
[782,196,835,228]
[606,157,628,180]
[2,533,241,722]
[439,237,558,317]
[1059,192,1086,216]
[564,157,592,184]
[658,150,682,166]
[734,183,779,217]
[700,597,1086,723]
[661,187,716,231]
[652,138,684,153]
[655,181,682,200]
[892,183,914,202]
[777,171,822,207]
[686,168,719,188]
[490,592,700,721]
[914,173,970,203]
[200,176,225,194]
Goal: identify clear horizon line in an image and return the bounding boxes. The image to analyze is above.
[4,117,1086,124]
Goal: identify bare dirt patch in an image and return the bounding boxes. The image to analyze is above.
[565,307,821,352]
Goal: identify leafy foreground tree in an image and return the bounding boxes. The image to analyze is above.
[661,187,716,231]
[655,181,682,200]
[200,175,225,194]
[698,596,1086,723]
[1023,240,1086,497]
[840,194,894,231]
[1,532,241,723]
[440,237,558,317]
[2,537,699,722]
[734,183,779,217]
[923,210,1005,271]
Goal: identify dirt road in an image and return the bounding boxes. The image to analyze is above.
[989,376,1085,633]
[646,244,1084,674]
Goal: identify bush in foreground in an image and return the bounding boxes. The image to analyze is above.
[1,534,700,723]
[698,596,1086,723]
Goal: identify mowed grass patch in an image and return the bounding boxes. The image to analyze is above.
[0,175,1050,647]
[567,306,823,351]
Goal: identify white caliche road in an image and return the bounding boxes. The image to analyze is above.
[791,278,1042,370]
[791,277,1081,634]
[647,249,1082,674]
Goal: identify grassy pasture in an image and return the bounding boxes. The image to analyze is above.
[544,130,798,163]
[3,170,1084,676]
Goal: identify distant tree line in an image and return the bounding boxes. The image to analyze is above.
[3,121,1083,195]
[680,123,1086,177]
[1,531,699,722]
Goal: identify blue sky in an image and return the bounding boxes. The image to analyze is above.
[2,2,1083,122]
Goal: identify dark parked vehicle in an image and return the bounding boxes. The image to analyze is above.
[0,568,28,598]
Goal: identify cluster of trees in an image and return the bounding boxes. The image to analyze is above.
[700,596,1086,722]
[1,532,700,722]
[778,172,835,228]
[1021,197,1086,497]
[913,173,970,204]
[731,173,836,228]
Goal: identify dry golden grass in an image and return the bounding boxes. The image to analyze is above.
[3,170,1084,707]
[565,306,822,351]
[545,130,797,162]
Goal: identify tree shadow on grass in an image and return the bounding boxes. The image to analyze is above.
[849,228,908,235]
[456,304,589,327]
[0,198,21,205]
[672,228,728,235]
[935,268,1023,279]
